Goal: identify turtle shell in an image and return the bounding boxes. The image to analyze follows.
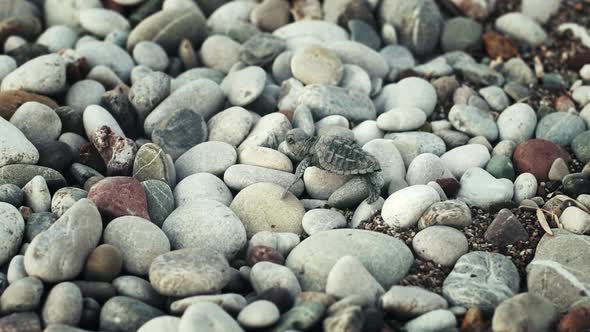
[314,135,381,175]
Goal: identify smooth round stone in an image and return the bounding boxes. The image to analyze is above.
[441,17,482,52]
[171,68,225,91]
[24,199,102,283]
[207,1,257,35]
[0,164,66,192]
[340,64,372,96]
[325,255,386,305]
[83,104,125,140]
[0,203,25,266]
[129,72,171,122]
[448,104,498,141]
[572,131,590,164]
[99,296,163,332]
[239,32,286,66]
[239,147,293,172]
[230,183,305,238]
[77,41,134,82]
[22,177,50,213]
[380,77,437,117]
[405,154,449,186]
[492,292,559,332]
[42,282,83,326]
[152,109,208,160]
[362,139,406,186]
[0,276,43,314]
[174,173,232,207]
[80,8,130,38]
[382,185,440,228]
[457,168,514,208]
[418,200,472,230]
[250,0,290,32]
[7,255,26,283]
[0,56,17,82]
[272,50,293,83]
[560,206,590,234]
[169,293,248,315]
[352,120,384,146]
[385,132,446,167]
[88,177,150,220]
[44,0,100,30]
[291,45,343,85]
[237,300,280,329]
[65,80,105,112]
[441,144,491,179]
[199,35,241,73]
[132,144,176,188]
[83,244,123,282]
[132,41,169,72]
[221,66,266,106]
[50,187,87,217]
[492,140,517,158]
[0,184,23,207]
[412,226,469,266]
[286,229,413,291]
[178,302,242,332]
[141,180,174,228]
[380,45,415,81]
[535,112,586,146]
[479,86,509,112]
[326,40,387,79]
[149,248,231,297]
[1,54,66,94]
[404,309,457,332]
[224,164,304,196]
[303,167,350,200]
[302,208,347,235]
[104,216,170,276]
[248,231,300,258]
[0,118,38,168]
[111,276,161,308]
[10,101,62,146]
[382,286,448,318]
[485,155,515,180]
[37,25,78,52]
[513,139,571,181]
[495,12,547,46]
[175,142,237,179]
[207,107,254,147]
[162,199,247,259]
[377,107,427,132]
[548,158,570,181]
[443,251,519,311]
[297,84,376,122]
[250,261,301,297]
[144,79,225,137]
[138,316,180,332]
[497,103,537,144]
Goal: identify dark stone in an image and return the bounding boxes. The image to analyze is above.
[129,0,164,25]
[54,106,85,136]
[0,164,66,192]
[503,82,530,101]
[362,306,384,332]
[247,245,285,266]
[59,48,91,83]
[240,33,286,66]
[338,0,376,29]
[25,212,58,242]
[99,296,164,332]
[79,298,101,330]
[563,173,590,197]
[100,85,140,139]
[0,312,41,331]
[435,178,461,198]
[348,19,381,50]
[484,208,528,247]
[79,143,107,175]
[91,126,138,176]
[37,140,74,172]
[512,139,571,181]
[0,273,7,294]
[6,43,49,65]
[69,163,103,187]
[141,180,174,228]
[152,109,207,160]
[485,155,515,181]
[0,184,24,207]
[73,281,117,304]
[88,176,150,220]
[542,73,567,90]
[258,287,295,313]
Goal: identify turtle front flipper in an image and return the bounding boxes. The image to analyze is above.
[281,157,311,199]
[365,172,384,204]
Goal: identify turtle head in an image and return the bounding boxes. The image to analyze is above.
[284,128,312,161]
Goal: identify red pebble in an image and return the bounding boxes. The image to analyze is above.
[512,139,571,182]
[88,176,150,220]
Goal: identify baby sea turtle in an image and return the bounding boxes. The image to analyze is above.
[282,128,383,203]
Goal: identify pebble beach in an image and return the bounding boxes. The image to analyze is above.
[0,0,589,331]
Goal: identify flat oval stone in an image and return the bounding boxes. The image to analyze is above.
[285,229,413,291]
[443,251,519,311]
[152,109,208,160]
[302,208,347,235]
[83,244,123,282]
[418,199,472,230]
[497,103,537,144]
[412,226,468,266]
[535,112,587,146]
[495,12,547,46]
[99,296,163,332]
[381,286,448,318]
[207,107,254,147]
[83,104,125,141]
[10,101,62,146]
[104,216,170,276]
[0,203,25,266]
[0,276,43,314]
[298,84,376,122]
[65,80,105,113]
[162,199,246,260]
[382,185,440,228]
[362,138,406,187]
[327,40,388,79]
[112,275,163,308]
[24,199,102,283]
[132,41,169,72]
[378,77,437,117]
[149,248,231,297]
[448,104,499,141]
[88,176,150,220]
[377,107,427,132]
[0,54,66,95]
[22,176,51,213]
[169,293,248,315]
[80,8,130,38]
[237,300,280,329]
[385,131,446,167]
[0,117,38,168]
[250,261,301,298]
[221,66,267,106]
[230,182,305,238]
[77,41,134,82]
[199,35,241,73]
[340,64,372,96]
[224,164,304,196]
[174,172,232,207]
[171,68,225,91]
[0,164,66,192]
[144,79,225,136]
[441,144,491,179]
[291,45,343,85]
[572,131,590,164]
[41,282,83,326]
[239,147,293,173]
[133,143,176,188]
[512,139,571,181]
[175,142,237,179]
[405,153,449,186]
[274,20,348,43]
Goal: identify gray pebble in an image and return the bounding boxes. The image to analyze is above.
[250,261,301,298]
[326,255,384,305]
[200,35,241,73]
[497,103,537,144]
[302,208,347,235]
[535,111,587,146]
[0,202,25,266]
[132,41,169,72]
[495,12,547,46]
[174,172,233,207]
[479,86,509,112]
[0,277,43,314]
[7,255,27,283]
[77,40,134,82]
[99,296,163,332]
[113,275,163,309]
[0,184,24,207]
[37,25,78,52]
[237,300,280,329]
[1,54,66,94]
[22,176,51,213]
[42,282,83,326]
[129,72,171,123]
[412,226,468,266]
[381,286,448,318]
[65,79,105,112]
[80,8,130,37]
[224,164,304,196]
[449,104,498,141]
[178,302,242,332]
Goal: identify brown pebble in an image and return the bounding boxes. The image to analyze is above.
[483,31,518,60]
[247,245,285,266]
[0,90,58,120]
[72,281,117,304]
[435,178,461,198]
[460,308,488,332]
[558,306,590,332]
[83,244,123,282]
[178,39,199,70]
[258,287,294,313]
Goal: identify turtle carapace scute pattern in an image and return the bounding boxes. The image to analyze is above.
[282,128,383,203]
